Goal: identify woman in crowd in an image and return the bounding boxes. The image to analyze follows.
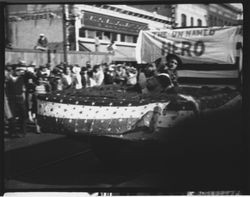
[61,65,74,89]
[72,64,82,89]
[93,64,104,86]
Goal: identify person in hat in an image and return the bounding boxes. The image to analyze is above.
[114,64,127,85]
[158,53,182,88]
[50,65,63,91]
[5,64,28,137]
[61,65,74,89]
[35,33,48,51]
[104,64,115,85]
[93,64,104,86]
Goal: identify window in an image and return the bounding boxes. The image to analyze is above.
[181,14,187,27]
[126,35,134,43]
[190,17,194,26]
[121,34,125,42]
[209,16,213,26]
[214,17,217,26]
[96,31,102,39]
[133,36,138,43]
[197,19,202,27]
[79,28,86,38]
[103,32,110,41]
[104,32,111,40]
[111,33,117,41]
[87,30,96,38]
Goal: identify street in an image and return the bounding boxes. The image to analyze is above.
[4,105,243,193]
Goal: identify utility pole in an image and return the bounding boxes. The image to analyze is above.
[62,4,68,64]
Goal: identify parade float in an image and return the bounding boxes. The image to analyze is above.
[37,26,242,165]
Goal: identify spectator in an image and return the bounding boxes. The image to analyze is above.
[114,64,127,85]
[35,33,48,51]
[4,66,14,137]
[5,64,27,137]
[80,67,88,88]
[50,65,63,91]
[24,62,36,123]
[104,65,115,85]
[86,61,92,69]
[61,65,74,89]
[32,74,51,133]
[126,66,138,86]
[93,64,104,86]
[86,70,97,87]
[72,64,82,89]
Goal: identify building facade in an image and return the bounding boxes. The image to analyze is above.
[173,3,242,28]
[6,4,172,62]
[207,4,242,27]
[74,4,172,61]
[174,4,208,27]
[6,3,242,62]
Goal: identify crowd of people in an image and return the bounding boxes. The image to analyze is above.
[4,54,181,138]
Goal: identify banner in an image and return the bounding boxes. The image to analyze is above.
[136,26,242,64]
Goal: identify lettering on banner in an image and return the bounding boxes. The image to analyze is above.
[161,40,205,57]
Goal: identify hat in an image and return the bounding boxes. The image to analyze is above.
[166,54,182,67]
[18,60,26,66]
[15,66,27,71]
[40,33,45,36]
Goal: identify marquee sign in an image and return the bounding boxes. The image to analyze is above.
[81,11,148,35]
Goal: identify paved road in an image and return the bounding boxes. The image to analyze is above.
[3,105,244,193]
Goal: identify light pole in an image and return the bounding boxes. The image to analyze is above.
[62,4,68,64]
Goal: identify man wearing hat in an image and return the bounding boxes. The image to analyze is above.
[158,53,182,88]
[5,64,28,137]
[35,33,48,50]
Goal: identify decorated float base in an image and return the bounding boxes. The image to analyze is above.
[37,85,241,165]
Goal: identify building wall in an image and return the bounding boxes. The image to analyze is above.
[208,4,239,26]
[175,4,208,27]
[130,4,172,18]
[5,48,110,67]
[9,17,63,49]
[77,4,171,30]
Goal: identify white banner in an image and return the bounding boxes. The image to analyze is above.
[136,26,242,64]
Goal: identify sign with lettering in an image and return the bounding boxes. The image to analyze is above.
[8,11,62,22]
[81,11,148,35]
[136,26,242,64]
